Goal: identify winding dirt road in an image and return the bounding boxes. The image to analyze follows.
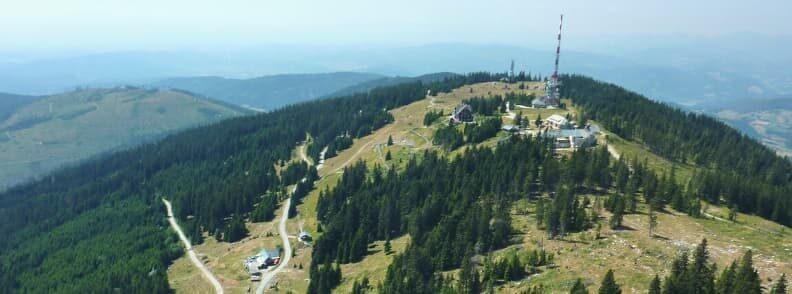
[256,143,310,293]
[163,199,224,294]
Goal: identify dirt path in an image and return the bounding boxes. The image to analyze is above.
[606,144,621,160]
[163,199,224,294]
[331,123,395,174]
[257,144,311,293]
[256,195,293,293]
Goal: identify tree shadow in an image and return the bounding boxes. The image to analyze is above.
[650,234,670,240]
[612,225,635,231]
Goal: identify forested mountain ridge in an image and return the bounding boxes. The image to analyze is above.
[0,73,506,292]
[300,77,791,292]
[2,71,790,293]
[562,75,792,226]
[153,72,383,111]
[0,87,250,190]
[325,72,459,98]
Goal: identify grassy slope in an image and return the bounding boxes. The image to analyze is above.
[0,87,249,190]
[169,81,792,293]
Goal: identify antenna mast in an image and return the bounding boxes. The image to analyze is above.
[509,59,515,82]
[552,14,563,80]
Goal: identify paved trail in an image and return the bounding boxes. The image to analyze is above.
[163,199,224,294]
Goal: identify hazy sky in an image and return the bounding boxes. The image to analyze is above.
[2,0,791,52]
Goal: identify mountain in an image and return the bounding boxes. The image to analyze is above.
[0,87,250,190]
[325,72,459,97]
[5,39,790,105]
[0,75,459,292]
[1,73,790,293]
[153,72,383,111]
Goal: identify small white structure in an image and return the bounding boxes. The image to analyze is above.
[546,114,570,129]
[502,124,519,133]
[244,248,281,277]
[545,125,599,150]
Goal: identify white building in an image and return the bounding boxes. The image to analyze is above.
[546,114,570,129]
[546,127,598,150]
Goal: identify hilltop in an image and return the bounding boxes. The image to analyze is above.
[167,79,791,293]
[0,87,249,190]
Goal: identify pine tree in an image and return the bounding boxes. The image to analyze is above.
[728,205,739,222]
[570,278,589,294]
[387,135,393,146]
[384,236,392,254]
[514,112,523,127]
[733,250,761,294]
[716,261,737,294]
[648,207,658,237]
[385,150,392,161]
[598,269,621,294]
[770,274,787,294]
[690,239,715,294]
[536,199,545,229]
[648,275,661,294]
[609,195,624,229]
[535,114,542,128]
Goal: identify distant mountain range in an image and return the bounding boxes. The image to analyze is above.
[325,72,459,97]
[2,40,789,107]
[0,87,250,190]
[153,72,383,110]
[1,40,790,156]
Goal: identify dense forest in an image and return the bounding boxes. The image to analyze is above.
[563,75,792,226]
[0,72,506,292]
[310,134,650,293]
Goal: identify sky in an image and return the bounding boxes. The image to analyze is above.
[1,0,791,53]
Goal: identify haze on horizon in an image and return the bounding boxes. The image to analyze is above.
[2,0,791,55]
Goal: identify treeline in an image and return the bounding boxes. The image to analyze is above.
[0,72,505,292]
[432,117,502,150]
[288,165,319,217]
[464,96,504,115]
[562,75,792,226]
[462,92,538,115]
[423,110,444,126]
[463,117,502,144]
